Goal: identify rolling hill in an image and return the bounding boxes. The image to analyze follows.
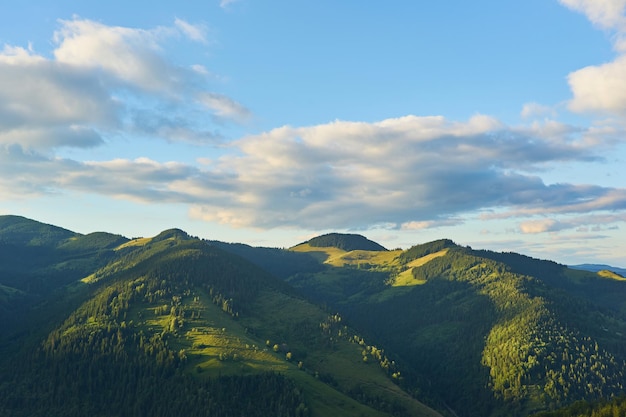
[0,216,440,417]
[2,215,626,417]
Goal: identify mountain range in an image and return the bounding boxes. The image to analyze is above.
[1,215,625,417]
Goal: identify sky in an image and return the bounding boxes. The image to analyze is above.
[1,0,626,266]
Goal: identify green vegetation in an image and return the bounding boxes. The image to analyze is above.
[281,240,626,417]
[3,215,626,417]
[530,396,626,417]
[0,216,440,417]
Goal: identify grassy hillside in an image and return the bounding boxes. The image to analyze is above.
[0,225,441,417]
[273,239,626,416]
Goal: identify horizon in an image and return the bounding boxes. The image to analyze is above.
[1,1,626,266]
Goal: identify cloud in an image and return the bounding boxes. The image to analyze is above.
[559,0,626,115]
[519,213,626,234]
[519,219,562,234]
[174,18,208,43]
[0,17,250,152]
[567,56,626,114]
[53,18,185,94]
[0,44,119,147]
[558,0,626,31]
[2,16,625,238]
[198,92,252,123]
[1,113,624,234]
[182,116,623,230]
[521,102,557,119]
[220,0,240,9]
[401,219,464,230]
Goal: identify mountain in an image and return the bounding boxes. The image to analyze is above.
[297,232,388,252]
[224,236,626,417]
[2,215,626,417]
[570,263,626,277]
[0,216,440,417]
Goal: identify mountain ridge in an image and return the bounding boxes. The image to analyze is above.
[1,214,626,417]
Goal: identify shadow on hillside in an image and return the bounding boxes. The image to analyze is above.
[342,278,502,417]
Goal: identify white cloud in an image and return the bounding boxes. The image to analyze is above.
[519,219,560,234]
[567,55,626,114]
[521,102,557,119]
[1,113,624,234]
[519,213,626,234]
[560,0,626,115]
[558,0,626,31]
[53,18,182,93]
[0,17,249,151]
[174,18,208,43]
[198,92,252,123]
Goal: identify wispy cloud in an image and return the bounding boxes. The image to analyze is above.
[220,0,240,9]
[174,18,208,43]
[521,102,557,119]
[198,92,252,124]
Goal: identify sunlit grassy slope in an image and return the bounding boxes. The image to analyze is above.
[291,243,401,268]
[290,242,450,294]
[598,269,626,281]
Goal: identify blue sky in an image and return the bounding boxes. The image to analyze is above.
[1,0,626,266]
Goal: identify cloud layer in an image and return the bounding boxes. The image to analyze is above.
[1,15,625,241]
[0,17,248,151]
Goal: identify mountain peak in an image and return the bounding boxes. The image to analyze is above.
[0,214,76,247]
[152,228,192,242]
[301,232,387,252]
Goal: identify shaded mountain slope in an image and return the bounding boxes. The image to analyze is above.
[206,240,324,279]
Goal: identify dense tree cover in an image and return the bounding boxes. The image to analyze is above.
[206,241,324,279]
[0,215,76,247]
[301,233,388,252]
[0,236,310,417]
[1,353,305,417]
[308,247,626,416]
[530,396,626,417]
[287,267,389,305]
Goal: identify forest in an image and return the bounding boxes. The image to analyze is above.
[1,215,626,417]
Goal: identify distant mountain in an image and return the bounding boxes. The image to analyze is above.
[570,263,626,276]
[0,214,76,246]
[296,232,388,252]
